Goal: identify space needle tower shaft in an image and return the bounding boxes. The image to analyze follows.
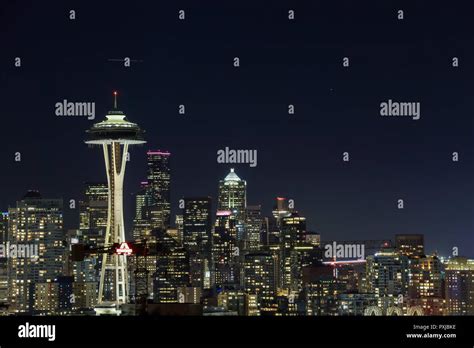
[85,92,146,309]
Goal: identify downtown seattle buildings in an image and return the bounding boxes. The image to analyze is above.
[1,168,474,316]
[1,163,474,316]
[7,191,65,314]
[0,96,473,317]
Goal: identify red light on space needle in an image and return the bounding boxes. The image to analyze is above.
[113,91,118,109]
[116,242,133,256]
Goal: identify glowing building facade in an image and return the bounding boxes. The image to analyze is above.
[7,191,64,314]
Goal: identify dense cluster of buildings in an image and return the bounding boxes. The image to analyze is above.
[0,96,472,317]
[0,153,473,316]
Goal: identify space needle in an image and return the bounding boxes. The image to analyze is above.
[85,92,145,313]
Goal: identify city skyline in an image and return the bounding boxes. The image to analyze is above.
[3,154,473,317]
[1,95,468,317]
[1,145,472,259]
[2,145,469,259]
[2,1,474,345]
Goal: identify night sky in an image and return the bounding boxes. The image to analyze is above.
[1,0,473,257]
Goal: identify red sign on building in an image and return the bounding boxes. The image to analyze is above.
[115,242,133,256]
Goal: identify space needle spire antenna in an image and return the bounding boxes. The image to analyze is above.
[113,90,118,109]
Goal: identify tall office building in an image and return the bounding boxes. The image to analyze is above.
[396,234,424,259]
[212,217,238,287]
[262,216,280,246]
[70,235,98,283]
[152,230,190,303]
[78,183,108,253]
[245,205,262,251]
[132,181,153,240]
[183,197,212,289]
[146,150,171,229]
[405,254,445,315]
[74,183,108,301]
[258,197,294,248]
[79,182,108,238]
[129,251,155,303]
[85,93,146,309]
[7,191,65,314]
[408,254,443,298]
[366,248,409,308]
[75,182,108,285]
[243,252,278,311]
[218,169,246,240]
[272,197,292,226]
[280,212,307,291]
[67,230,99,313]
[183,197,212,252]
[445,257,474,315]
[218,168,246,213]
[303,265,343,316]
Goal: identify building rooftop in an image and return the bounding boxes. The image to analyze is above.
[224,168,241,182]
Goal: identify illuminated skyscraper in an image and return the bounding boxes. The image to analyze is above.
[280,212,307,291]
[406,254,445,315]
[218,168,246,213]
[261,216,279,246]
[243,252,278,312]
[85,92,145,310]
[79,182,108,237]
[152,229,190,303]
[245,205,262,251]
[218,169,246,241]
[303,265,343,316]
[69,183,109,309]
[183,197,212,251]
[146,150,171,229]
[183,197,212,289]
[366,248,409,308]
[408,254,442,298]
[272,197,292,225]
[212,215,238,287]
[445,257,474,315]
[7,191,64,314]
[262,197,293,247]
[132,181,153,240]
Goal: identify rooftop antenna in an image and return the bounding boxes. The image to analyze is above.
[113,91,118,109]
